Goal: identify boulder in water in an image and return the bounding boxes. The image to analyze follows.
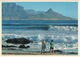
[19,44,30,48]
[54,50,63,53]
[5,38,33,44]
[2,45,16,48]
[2,45,6,47]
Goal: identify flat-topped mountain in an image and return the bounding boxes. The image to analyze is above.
[2,3,76,20]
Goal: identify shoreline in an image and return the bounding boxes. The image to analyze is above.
[2,51,78,55]
[2,52,57,55]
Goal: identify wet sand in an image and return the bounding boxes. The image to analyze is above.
[2,52,59,55]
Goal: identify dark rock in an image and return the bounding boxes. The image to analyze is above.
[6,45,16,47]
[19,44,30,48]
[54,50,63,53]
[54,50,78,54]
[2,45,6,47]
[5,38,33,44]
[26,46,30,48]
[67,52,78,54]
[19,44,26,48]
[2,45,16,47]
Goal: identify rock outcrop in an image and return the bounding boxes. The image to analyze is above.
[5,38,33,44]
[19,45,30,48]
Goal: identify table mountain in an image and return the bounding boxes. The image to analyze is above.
[2,3,76,20]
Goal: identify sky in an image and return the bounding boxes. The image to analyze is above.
[16,2,78,19]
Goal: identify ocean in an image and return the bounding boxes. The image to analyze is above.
[2,20,78,55]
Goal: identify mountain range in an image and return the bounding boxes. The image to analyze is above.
[2,3,76,20]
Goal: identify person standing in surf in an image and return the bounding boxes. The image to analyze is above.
[50,40,54,54]
[41,39,46,54]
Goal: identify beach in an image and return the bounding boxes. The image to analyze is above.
[2,48,78,55]
[2,51,78,55]
[2,52,56,55]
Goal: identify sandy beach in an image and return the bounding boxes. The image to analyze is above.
[2,52,58,55]
[2,51,78,55]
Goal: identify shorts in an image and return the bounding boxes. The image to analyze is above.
[42,46,46,49]
[50,47,54,49]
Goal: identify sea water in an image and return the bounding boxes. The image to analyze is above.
[2,20,78,54]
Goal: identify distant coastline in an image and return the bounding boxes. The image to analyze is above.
[2,3,76,20]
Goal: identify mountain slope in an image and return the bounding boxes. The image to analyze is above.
[2,3,30,20]
[2,3,76,20]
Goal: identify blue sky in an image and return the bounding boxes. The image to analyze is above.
[16,2,78,19]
